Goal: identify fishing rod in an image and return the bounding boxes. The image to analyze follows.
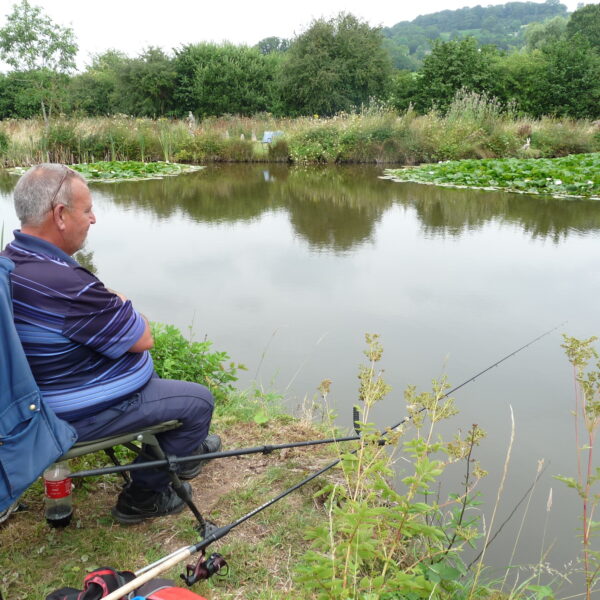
[99,322,565,599]
[70,321,566,481]
[101,454,350,600]
[69,434,370,479]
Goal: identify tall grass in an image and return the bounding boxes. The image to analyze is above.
[0,95,598,167]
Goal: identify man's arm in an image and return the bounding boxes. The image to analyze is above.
[129,317,154,352]
[107,288,154,353]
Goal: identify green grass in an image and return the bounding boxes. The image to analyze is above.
[0,324,313,599]
[385,153,600,199]
[0,403,336,600]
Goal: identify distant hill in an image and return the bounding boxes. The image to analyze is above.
[382,0,568,70]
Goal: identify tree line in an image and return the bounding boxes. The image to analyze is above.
[382,0,568,70]
[0,0,599,122]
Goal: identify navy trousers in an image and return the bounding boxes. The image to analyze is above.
[68,376,214,490]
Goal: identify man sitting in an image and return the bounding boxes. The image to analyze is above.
[1,164,221,524]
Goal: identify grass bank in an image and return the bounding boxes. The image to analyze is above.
[0,94,598,167]
[0,394,333,600]
[0,326,581,599]
[0,324,332,600]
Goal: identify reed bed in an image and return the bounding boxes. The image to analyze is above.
[1,95,598,167]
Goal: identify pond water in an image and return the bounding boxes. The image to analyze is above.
[2,163,599,592]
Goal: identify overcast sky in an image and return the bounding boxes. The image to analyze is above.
[0,0,592,69]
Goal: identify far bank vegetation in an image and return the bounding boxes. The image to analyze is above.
[1,94,599,167]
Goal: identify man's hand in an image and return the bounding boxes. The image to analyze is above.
[106,287,128,303]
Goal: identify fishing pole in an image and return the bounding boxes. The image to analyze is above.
[70,321,566,481]
[69,434,369,479]
[101,323,565,598]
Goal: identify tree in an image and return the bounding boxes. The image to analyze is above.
[114,47,176,116]
[488,49,548,116]
[413,38,497,113]
[382,38,420,71]
[566,3,600,51]
[388,70,420,112]
[68,50,127,115]
[279,13,393,116]
[256,37,289,54]
[174,43,279,117]
[0,0,78,120]
[523,16,568,50]
[536,35,600,118]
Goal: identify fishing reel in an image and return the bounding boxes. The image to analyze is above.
[181,551,228,586]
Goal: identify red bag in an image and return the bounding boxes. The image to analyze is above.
[45,569,208,600]
[143,588,208,599]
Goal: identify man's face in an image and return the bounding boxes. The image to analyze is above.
[60,179,96,255]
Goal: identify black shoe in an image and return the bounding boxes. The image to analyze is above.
[179,434,222,480]
[111,482,191,525]
[0,499,22,525]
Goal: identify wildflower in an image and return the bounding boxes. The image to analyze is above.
[554,179,562,185]
[428,171,435,175]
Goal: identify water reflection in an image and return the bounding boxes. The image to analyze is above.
[5,164,597,247]
[283,168,392,251]
[0,171,16,199]
[102,165,394,251]
[93,164,600,249]
[402,183,600,242]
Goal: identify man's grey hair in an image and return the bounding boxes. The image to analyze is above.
[14,163,87,226]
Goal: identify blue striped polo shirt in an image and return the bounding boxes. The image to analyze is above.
[1,231,154,420]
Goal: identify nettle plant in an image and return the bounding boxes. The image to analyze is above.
[557,335,600,600]
[150,322,242,404]
[295,334,487,599]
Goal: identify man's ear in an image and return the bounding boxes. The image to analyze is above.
[53,204,67,231]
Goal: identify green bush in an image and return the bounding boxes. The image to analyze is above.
[482,130,521,158]
[77,133,111,161]
[150,322,242,403]
[44,122,79,162]
[531,119,596,157]
[0,130,9,156]
[222,139,255,161]
[288,125,341,163]
[295,334,488,598]
[174,134,226,162]
[267,138,290,161]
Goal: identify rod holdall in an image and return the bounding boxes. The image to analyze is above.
[44,568,209,600]
[45,567,135,600]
